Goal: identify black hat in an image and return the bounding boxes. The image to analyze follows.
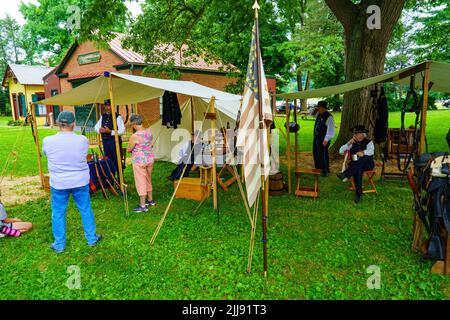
[351,125,368,134]
[104,99,111,105]
[317,100,328,109]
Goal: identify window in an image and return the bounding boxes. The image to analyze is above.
[37,104,47,116]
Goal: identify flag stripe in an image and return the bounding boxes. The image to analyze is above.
[236,22,272,208]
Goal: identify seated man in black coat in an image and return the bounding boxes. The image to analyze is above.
[168,130,204,181]
[337,125,375,204]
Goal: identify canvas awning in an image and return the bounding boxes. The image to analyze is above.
[278,61,450,100]
[39,72,241,106]
[38,72,243,162]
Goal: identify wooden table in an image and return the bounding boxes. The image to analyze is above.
[294,168,321,199]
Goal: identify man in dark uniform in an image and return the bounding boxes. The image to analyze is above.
[337,125,375,203]
[95,99,125,174]
[168,130,204,181]
[312,100,335,177]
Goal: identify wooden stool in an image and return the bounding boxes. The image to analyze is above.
[217,164,238,191]
[295,168,321,199]
[349,170,378,194]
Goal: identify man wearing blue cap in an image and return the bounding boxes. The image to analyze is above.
[43,111,102,253]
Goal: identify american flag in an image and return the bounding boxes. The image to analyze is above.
[236,23,273,208]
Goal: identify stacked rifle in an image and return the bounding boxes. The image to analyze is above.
[89,148,120,199]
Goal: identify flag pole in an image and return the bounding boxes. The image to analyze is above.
[253,0,268,277]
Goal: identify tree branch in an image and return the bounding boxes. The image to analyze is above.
[324,0,359,32]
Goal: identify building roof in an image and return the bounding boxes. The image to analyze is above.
[109,34,232,73]
[2,64,54,87]
[54,33,235,76]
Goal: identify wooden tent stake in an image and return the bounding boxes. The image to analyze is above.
[30,103,44,187]
[108,74,125,193]
[419,61,431,153]
[285,98,292,194]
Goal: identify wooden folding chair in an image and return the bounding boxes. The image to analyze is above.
[342,151,378,194]
[216,128,238,191]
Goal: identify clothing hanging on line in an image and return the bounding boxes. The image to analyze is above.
[162,91,182,129]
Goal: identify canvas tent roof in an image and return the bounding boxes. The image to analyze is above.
[38,72,242,163]
[278,61,450,100]
[39,72,241,106]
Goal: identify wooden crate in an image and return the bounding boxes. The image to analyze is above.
[174,177,210,201]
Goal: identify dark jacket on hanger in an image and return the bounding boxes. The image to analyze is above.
[162,91,182,129]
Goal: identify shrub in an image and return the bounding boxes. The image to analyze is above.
[7,119,26,126]
[325,96,343,112]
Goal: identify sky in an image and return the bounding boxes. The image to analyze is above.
[0,0,143,25]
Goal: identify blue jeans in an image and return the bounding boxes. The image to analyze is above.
[51,184,97,250]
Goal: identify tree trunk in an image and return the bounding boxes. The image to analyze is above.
[325,0,405,157]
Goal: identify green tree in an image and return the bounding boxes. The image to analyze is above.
[123,0,291,90]
[280,0,344,110]
[19,0,129,65]
[325,0,405,155]
[412,3,450,62]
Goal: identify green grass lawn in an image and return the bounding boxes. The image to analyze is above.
[0,111,449,300]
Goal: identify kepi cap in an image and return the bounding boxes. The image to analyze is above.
[350,125,368,134]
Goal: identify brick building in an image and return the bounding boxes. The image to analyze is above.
[45,34,276,131]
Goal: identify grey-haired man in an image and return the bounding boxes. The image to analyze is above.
[43,111,102,253]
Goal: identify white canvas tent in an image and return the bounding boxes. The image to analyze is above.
[39,72,242,162]
[38,72,242,194]
[152,97,240,162]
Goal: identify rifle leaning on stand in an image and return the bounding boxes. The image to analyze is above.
[91,150,108,199]
[96,152,119,196]
[407,168,431,235]
[98,146,122,191]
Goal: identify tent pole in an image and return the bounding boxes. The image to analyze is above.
[108,74,125,193]
[285,98,291,194]
[30,102,44,188]
[210,97,218,210]
[190,97,195,140]
[294,98,298,170]
[419,61,431,154]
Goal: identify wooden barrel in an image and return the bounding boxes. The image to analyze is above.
[269,172,285,196]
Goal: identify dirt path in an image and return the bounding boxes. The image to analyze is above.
[0,176,48,206]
